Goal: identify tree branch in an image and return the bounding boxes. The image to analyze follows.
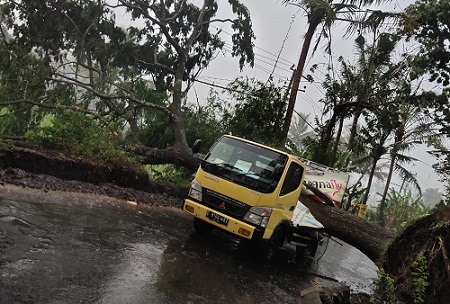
[117,0,185,56]
[49,74,173,118]
[134,57,176,74]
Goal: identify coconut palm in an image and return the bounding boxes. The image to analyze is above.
[358,128,390,206]
[313,30,400,166]
[288,111,314,149]
[281,0,401,141]
[377,102,436,226]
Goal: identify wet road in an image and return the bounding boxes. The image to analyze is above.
[0,185,377,303]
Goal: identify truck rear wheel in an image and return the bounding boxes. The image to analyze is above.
[295,237,318,263]
[193,217,213,235]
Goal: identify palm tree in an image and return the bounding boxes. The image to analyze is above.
[359,129,390,206]
[378,103,435,226]
[314,31,399,165]
[281,0,402,142]
[345,29,401,152]
[288,111,314,149]
[282,0,352,139]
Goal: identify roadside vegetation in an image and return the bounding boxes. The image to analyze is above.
[0,0,449,302]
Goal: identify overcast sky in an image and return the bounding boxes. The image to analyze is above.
[186,0,444,195]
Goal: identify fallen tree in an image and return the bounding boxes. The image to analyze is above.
[301,195,396,263]
[302,196,450,303]
[383,206,450,303]
[0,0,255,170]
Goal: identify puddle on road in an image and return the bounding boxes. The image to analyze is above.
[0,215,34,227]
[148,231,318,304]
[311,237,378,294]
[96,243,167,304]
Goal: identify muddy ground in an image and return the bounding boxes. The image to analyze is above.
[0,167,185,208]
[0,146,187,208]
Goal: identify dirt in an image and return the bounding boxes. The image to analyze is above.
[0,146,187,208]
[0,167,184,208]
[383,206,450,303]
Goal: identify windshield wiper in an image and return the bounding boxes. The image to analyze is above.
[221,163,243,171]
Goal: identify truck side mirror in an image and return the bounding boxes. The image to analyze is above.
[191,139,202,154]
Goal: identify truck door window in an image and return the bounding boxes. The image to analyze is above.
[280,162,303,196]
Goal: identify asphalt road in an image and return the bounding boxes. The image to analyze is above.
[0,185,377,304]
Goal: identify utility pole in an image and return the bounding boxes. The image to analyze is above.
[283,65,296,101]
[282,20,319,142]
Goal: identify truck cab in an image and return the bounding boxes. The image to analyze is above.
[183,135,317,259]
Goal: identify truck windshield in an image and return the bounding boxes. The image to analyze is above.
[201,136,288,193]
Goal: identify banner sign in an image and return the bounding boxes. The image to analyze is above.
[302,171,349,205]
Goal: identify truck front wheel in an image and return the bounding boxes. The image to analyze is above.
[262,226,285,261]
[193,218,213,235]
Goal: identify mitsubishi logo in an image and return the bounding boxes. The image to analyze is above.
[219,202,226,210]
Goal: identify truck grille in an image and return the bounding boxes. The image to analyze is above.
[203,188,250,218]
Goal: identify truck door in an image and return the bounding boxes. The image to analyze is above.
[277,161,304,211]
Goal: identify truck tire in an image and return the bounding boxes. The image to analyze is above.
[295,237,318,263]
[193,218,213,235]
[262,226,285,261]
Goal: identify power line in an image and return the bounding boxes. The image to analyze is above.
[193,77,298,102]
[293,109,316,130]
[212,25,297,67]
[200,75,236,83]
[224,43,294,69]
[302,92,322,115]
[221,43,293,75]
[268,9,299,80]
[194,78,232,92]
[217,44,291,81]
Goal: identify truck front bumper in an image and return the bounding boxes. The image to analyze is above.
[183,199,264,240]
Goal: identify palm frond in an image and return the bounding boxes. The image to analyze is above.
[395,163,422,195]
[394,153,420,164]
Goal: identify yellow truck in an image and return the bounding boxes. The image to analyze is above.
[183,135,348,261]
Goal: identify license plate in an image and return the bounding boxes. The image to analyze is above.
[206,210,229,226]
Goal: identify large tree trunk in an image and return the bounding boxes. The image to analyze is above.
[170,62,191,155]
[301,195,395,263]
[282,21,320,140]
[134,144,200,170]
[347,111,361,151]
[304,194,450,303]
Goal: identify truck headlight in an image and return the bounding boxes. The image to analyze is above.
[244,207,272,228]
[188,179,202,201]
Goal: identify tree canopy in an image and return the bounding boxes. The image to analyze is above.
[0,0,255,169]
